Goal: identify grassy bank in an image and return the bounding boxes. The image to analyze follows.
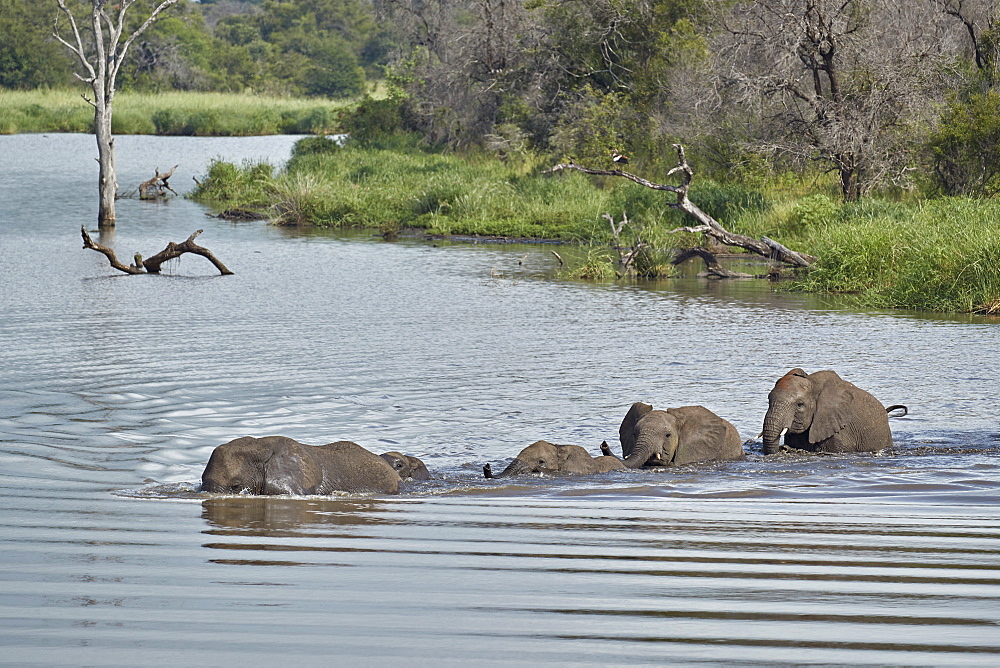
[0,90,357,135]
[190,142,1000,314]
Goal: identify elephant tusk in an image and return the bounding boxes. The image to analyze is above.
[779,427,788,437]
[743,432,763,446]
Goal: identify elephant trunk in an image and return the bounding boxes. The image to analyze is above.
[623,438,654,468]
[762,402,792,455]
[484,458,531,478]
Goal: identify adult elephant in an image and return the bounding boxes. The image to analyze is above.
[380,451,431,480]
[762,368,906,454]
[201,436,402,495]
[618,403,744,467]
[483,440,626,478]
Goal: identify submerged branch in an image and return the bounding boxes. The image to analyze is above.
[81,226,233,275]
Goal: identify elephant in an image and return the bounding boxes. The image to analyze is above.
[201,436,402,495]
[762,368,906,454]
[483,440,626,478]
[380,451,431,480]
[618,402,744,467]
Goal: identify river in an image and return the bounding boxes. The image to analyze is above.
[1,133,998,665]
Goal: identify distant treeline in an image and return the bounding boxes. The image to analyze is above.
[3,0,999,199]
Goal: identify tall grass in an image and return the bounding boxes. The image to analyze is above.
[792,198,1000,313]
[193,146,625,240]
[0,90,357,135]
[191,140,1000,313]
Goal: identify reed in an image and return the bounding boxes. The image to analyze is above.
[0,90,356,135]
[792,198,1000,313]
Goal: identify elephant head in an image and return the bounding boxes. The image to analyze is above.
[201,436,400,495]
[380,451,431,480]
[483,440,625,478]
[202,436,320,494]
[762,368,894,454]
[619,402,743,467]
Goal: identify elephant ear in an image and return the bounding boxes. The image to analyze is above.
[809,372,852,445]
[620,402,653,458]
[668,406,730,465]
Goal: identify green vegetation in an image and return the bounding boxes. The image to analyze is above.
[3,0,385,98]
[191,138,1000,313]
[192,142,766,241]
[4,0,998,312]
[0,90,355,135]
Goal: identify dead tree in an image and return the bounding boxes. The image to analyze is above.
[81,226,233,275]
[138,165,178,200]
[54,0,181,227]
[546,145,816,277]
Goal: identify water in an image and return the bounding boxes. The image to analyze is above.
[1,133,998,665]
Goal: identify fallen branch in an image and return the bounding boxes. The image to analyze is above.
[81,226,233,275]
[138,165,179,200]
[546,145,817,270]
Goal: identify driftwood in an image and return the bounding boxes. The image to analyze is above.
[81,226,233,275]
[138,165,178,200]
[671,248,754,279]
[545,146,817,275]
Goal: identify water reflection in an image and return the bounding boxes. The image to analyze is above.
[201,496,393,533]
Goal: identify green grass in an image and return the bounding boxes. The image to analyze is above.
[191,140,1000,313]
[0,89,359,135]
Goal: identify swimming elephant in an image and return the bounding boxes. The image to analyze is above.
[380,451,431,480]
[762,368,906,454]
[618,402,744,467]
[201,436,402,495]
[483,440,626,478]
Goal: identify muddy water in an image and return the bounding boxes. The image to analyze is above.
[1,134,998,665]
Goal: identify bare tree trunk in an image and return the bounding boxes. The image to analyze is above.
[95,102,117,226]
[55,0,180,228]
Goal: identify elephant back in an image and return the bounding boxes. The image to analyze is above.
[667,406,743,465]
[316,441,401,494]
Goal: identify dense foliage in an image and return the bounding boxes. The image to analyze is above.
[5,0,384,98]
[5,1,999,197]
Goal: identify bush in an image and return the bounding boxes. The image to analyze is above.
[927,92,1000,197]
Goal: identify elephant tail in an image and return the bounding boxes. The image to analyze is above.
[483,463,496,478]
[886,405,908,417]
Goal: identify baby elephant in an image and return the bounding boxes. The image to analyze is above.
[619,403,743,467]
[202,436,414,495]
[483,440,626,478]
[380,451,432,480]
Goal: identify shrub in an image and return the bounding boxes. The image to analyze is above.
[927,92,1000,197]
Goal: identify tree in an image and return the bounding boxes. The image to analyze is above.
[54,0,181,226]
[710,0,954,200]
[0,0,75,88]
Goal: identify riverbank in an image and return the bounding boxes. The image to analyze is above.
[192,142,1000,314]
[0,90,357,135]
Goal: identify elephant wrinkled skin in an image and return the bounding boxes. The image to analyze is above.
[619,403,744,467]
[483,440,626,478]
[762,368,901,454]
[201,436,403,495]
